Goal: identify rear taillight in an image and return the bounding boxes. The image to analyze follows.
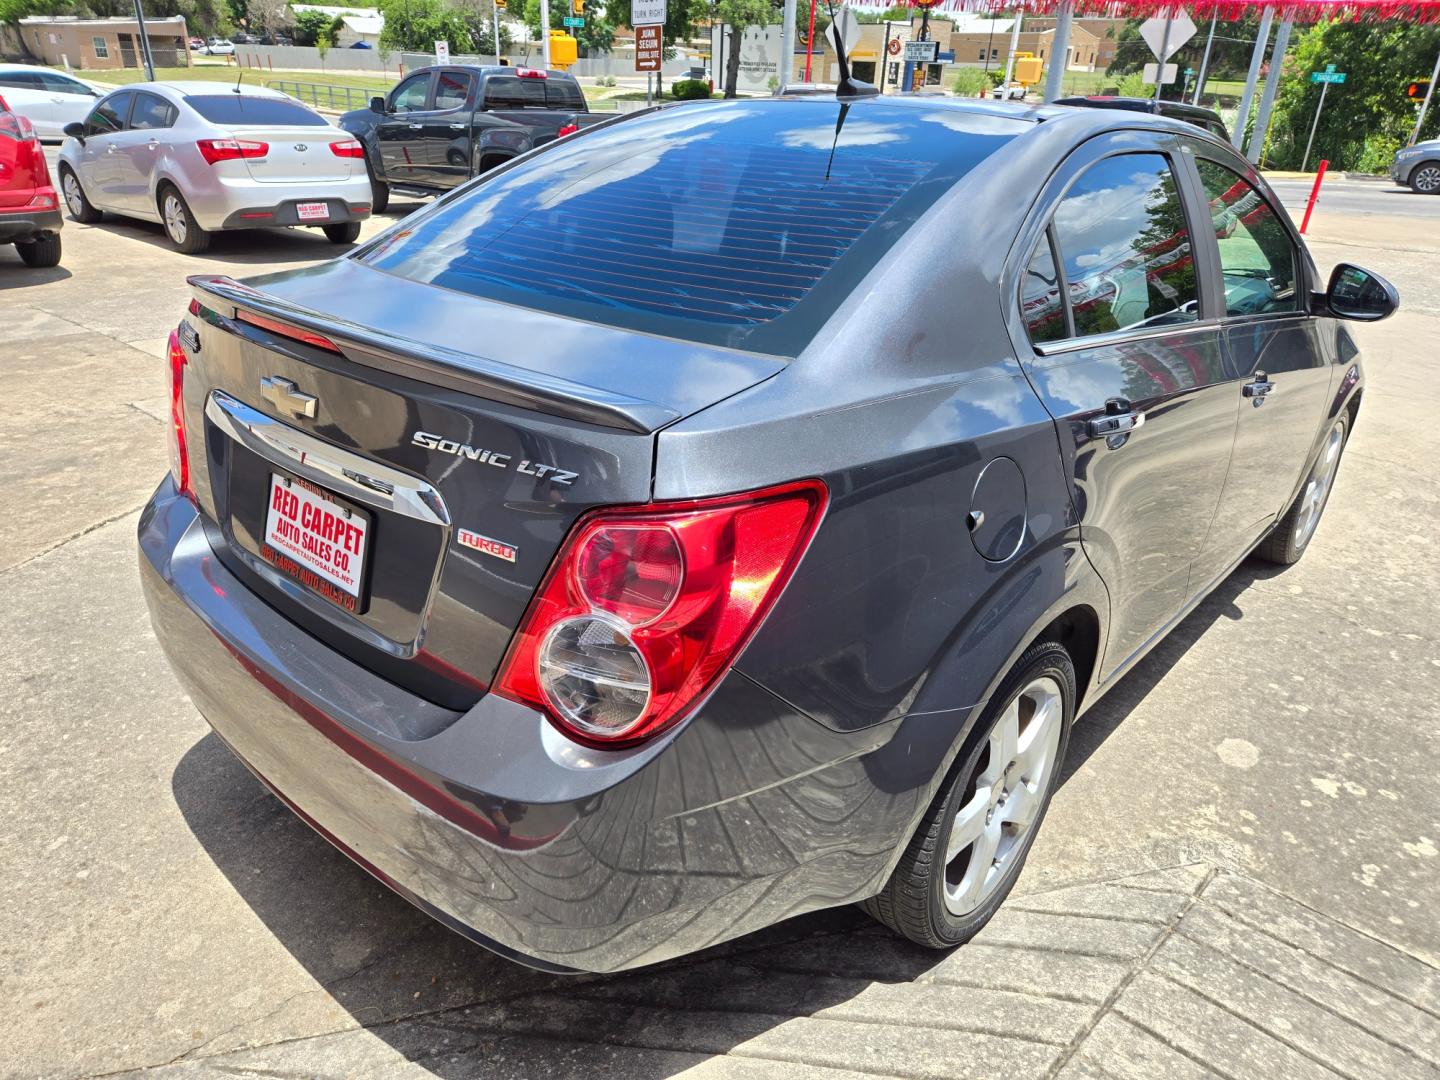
[0,109,36,142]
[556,122,579,138]
[329,138,365,158]
[494,480,828,747]
[196,138,268,164]
[166,329,193,501]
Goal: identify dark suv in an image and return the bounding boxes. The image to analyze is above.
[140,97,1394,973]
[1055,95,1231,140]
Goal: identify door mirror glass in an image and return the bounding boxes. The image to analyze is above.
[63,121,85,141]
[370,95,386,113]
[1324,263,1398,322]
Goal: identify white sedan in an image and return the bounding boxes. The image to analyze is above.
[58,82,372,254]
[0,64,103,140]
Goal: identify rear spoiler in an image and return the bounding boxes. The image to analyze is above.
[187,275,676,434]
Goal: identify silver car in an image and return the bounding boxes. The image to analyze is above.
[58,83,372,253]
[1391,139,1440,193]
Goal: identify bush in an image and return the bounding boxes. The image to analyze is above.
[600,74,616,87]
[672,79,710,100]
[950,67,990,98]
[1355,132,1404,175]
[1115,71,1148,98]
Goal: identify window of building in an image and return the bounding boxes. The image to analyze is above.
[93,36,109,58]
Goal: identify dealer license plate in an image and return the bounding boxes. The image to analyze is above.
[296,201,330,221]
[261,473,369,612]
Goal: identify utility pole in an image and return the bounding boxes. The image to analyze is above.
[493,0,501,64]
[1233,5,1273,150]
[1246,16,1291,164]
[540,0,550,68]
[1301,71,1330,172]
[1192,13,1216,104]
[780,0,796,91]
[133,0,156,81]
[1042,0,1072,102]
[1000,7,1023,93]
[1410,47,1440,145]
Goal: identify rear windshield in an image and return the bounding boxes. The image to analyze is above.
[185,94,327,126]
[359,99,1028,353]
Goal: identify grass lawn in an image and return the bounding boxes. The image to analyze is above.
[92,65,397,95]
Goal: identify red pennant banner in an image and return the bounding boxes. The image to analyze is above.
[920,0,1440,22]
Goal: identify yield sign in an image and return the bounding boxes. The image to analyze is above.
[824,5,861,57]
[1139,13,1197,62]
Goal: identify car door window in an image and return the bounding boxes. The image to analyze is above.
[434,71,471,110]
[85,91,131,136]
[39,72,91,95]
[129,92,175,130]
[1196,159,1300,317]
[1051,153,1200,338]
[0,73,42,90]
[390,74,431,112]
[544,80,584,110]
[1021,230,1068,343]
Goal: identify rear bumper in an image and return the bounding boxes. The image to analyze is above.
[0,205,62,242]
[184,172,373,230]
[217,198,371,231]
[139,480,917,973]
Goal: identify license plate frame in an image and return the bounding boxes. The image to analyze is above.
[295,201,330,222]
[260,472,372,614]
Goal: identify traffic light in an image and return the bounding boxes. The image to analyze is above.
[571,0,583,14]
[494,0,506,9]
[1405,80,1430,99]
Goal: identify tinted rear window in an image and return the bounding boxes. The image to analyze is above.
[359,100,1027,353]
[185,94,327,126]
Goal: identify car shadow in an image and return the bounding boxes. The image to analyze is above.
[79,216,361,264]
[0,257,72,288]
[169,557,1284,1074]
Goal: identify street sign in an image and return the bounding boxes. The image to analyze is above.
[434,39,449,63]
[631,0,665,27]
[1311,65,1346,84]
[902,39,939,64]
[1139,14,1196,62]
[563,16,584,27]
[1143,62,1179,85]
[635,23,662,70]
[823,6,860,57]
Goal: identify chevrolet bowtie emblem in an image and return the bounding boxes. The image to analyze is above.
[260,376,318,420]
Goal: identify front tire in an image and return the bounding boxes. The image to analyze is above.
[15,233,61,268]
[59,166,101,223]
[1256,414,1349,565]
[160,185,210,254]
[1409,163,1440,194]
[322,221,361,244]
[862,640,1074,948]
[367,160,390,214]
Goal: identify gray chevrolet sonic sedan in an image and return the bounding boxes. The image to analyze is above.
[139,95,1397,973]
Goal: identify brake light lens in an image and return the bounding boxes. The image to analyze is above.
[556,121,579,138]
[494,480,828,747]
[0,108,37,142]
[236,308,342,354]
[329,138,365,158]
[515,67,548,79]
[166,329,193,501]
[196,138,268,164]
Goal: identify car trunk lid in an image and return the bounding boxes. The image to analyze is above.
[226,125,356,183]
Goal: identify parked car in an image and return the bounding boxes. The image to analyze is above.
[349,40,373,49]
[339,65,606,212]
[0,94,62,267]
[990,83,1028,100]
[774,81,839,97]
[140,97,1394,974]
[0,64,102,141]
[58,83,371,253]
[201,38,236,55]
[1389,138,1440,193]
[232,33,257,44]
[188,36,205,49]
[1054,95,1230,140]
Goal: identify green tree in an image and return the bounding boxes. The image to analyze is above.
[378,0,476,52]
[522,0,613,54]
[292,7,333,44]
[950,66,988,97]
[1264,20,1440,171]
[717,0,779,97]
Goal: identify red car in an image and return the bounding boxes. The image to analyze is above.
[0,93,62,268]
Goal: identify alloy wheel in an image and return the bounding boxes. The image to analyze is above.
[163,194,187,244]
[1414,165,1440,193]
[63,173,84,218]
[1294,420,1345,549]
[944,675,1063,916]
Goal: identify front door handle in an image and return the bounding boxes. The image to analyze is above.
[408,123,423,129]
[1242,374,1276,400]
[1086,398,1145,440]
[105,144,118,154]
[448,123,466,130]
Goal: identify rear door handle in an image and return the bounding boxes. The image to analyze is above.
[1086,398,1145,440]
[448,123,466,130]
[105,144,118,154]
[408,123,423,129]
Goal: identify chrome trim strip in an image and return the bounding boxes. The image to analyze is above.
[1032,318,1223,358]
[206,391,450,527]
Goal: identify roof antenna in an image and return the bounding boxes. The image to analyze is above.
[824,0,878,100]
[233,66,244,94]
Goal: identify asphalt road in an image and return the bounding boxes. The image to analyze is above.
[1267,175,1440,221]
[3,171,1438,1078]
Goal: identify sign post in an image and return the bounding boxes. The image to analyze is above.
[1410,49,1440,145]
[1138,12,1196,100]
[434,39,449,64]
[632,0,665,93]
[493,0,504,64]
[1302,64,1345,172]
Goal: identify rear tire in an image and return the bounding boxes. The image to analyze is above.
[15,233,61,268]
[1255,414,1349,565]
[1408,163,1440,194]
[59,166,101,223]
[159,185,210,255]
[862,640,1074,948]
[322,221,362,244]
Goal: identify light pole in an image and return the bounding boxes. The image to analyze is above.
[1232,5,1273,150]
[1410,48,1440,146]
[1042,0,1072,102]
[780,0,796,91]
[1246,16,1291,165]
[1192,13,1216,105]
[133,0,156,80]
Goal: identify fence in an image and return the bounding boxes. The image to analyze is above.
[267,79,378,111]
[235,43,695,80]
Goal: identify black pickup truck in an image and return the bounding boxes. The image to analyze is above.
[339,65,603,211]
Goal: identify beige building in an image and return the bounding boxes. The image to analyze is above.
[1,15,191,71]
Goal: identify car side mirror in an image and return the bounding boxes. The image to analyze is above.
[370,95,387,114]
[63,121,85,142]
[1320,263,1399,322]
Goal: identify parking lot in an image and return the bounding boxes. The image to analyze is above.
[3,164,1439,1078]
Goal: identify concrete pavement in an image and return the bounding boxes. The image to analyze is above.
[1,177,1437,1078]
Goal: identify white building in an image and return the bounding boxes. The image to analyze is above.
[289,5,384,47]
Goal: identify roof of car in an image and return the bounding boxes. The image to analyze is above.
[1053,95,1225,122]
[137,81,291,99]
